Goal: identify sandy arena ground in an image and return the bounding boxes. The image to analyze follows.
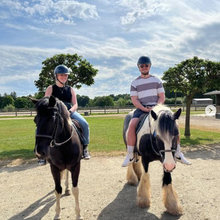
[0,115,219,220]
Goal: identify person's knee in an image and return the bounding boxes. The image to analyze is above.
[81,120,89,128]
[128,119,138,132]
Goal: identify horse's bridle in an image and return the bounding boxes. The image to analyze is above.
[35,107,74,147]
[148,117,176,161]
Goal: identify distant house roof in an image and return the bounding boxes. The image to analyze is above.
[193,98,212,101]
[204,90,220,95]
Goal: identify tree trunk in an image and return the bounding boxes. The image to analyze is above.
[184,99,192,137]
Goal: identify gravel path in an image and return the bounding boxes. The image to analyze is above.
[0,115,220,220]
[0,144,220,220]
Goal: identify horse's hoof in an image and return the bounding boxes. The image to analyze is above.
[76,215,83,220]
[137,197,150,208]
[54,215,61,220]
[166,206,183,216]
[65,189,71,196]
[127,179,138,186]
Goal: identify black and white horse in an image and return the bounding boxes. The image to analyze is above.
[123,104,183,215]
[32,96,83,220]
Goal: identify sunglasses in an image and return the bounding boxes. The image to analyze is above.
[139,64,150,68]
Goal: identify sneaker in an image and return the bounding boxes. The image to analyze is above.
[175,152,191,165]
[38,159,46,166]
[83,149,91,160]
[122,152,134,167]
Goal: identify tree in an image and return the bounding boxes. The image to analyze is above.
[77,95,90,107]
[35,54,98,97]
[162,57,220,137]
[14,97,31,109]
[1,95,14,108]
[92,96,114,107]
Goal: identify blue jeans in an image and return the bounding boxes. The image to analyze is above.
[70,111,89,146]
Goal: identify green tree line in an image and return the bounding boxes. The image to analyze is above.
[0,89,213,111]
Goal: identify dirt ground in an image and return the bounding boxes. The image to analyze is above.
[0,115,220,220]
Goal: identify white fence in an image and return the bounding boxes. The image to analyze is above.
[0,104,208,117]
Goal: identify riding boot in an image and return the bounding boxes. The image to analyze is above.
[82,145,91,160]
[175,144,191,165]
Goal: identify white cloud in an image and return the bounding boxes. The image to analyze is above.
[0,0,99,24]
[0,0,219,97]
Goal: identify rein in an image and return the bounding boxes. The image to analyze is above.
[36,108,74,148]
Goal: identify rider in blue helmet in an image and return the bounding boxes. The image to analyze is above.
[38,64,90,165]
[122,56,191,167]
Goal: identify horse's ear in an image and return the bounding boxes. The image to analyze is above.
[29,97,38,105]
[151,110,158,120]
[49,96,56,107]
[174,108,182,120]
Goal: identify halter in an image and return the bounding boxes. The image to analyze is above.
[148,115,176,161]
[35,106,74,147]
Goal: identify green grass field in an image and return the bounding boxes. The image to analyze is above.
[0,116,220,160]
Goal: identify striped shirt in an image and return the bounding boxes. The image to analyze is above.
[130,75,165,106]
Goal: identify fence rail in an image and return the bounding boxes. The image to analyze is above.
[0,104,209,117]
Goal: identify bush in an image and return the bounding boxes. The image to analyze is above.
[2,104,15,112]
[165,98,182,105]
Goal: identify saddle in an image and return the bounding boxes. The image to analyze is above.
[136,113,149,134]
[71,119,84,144]
[133,113,149,157]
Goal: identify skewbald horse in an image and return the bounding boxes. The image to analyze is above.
[32,96,83,220]
[123,104,183,215]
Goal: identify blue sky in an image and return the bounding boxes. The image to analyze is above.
[0,0,220,98]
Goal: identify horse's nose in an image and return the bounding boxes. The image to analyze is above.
[163,163,176,172]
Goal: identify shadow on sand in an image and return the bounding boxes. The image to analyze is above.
[97,183,181,220]
[8,190,55,220]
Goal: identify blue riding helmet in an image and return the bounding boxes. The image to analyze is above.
[54,65,70,75]
[137,56,152,66]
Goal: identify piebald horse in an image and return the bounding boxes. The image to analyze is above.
[32,96,83,220]
[123,104,183,215]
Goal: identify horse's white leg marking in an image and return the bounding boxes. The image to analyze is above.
[162,184,182,215]
[127,163,138,185]
[54,191,61,220]
[65,170,71,195]
[72,187,82,220]
[137,172,151,208]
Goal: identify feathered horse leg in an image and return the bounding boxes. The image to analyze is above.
[162,171,182,215]
[126,156,142,185]
[137,160,151,208]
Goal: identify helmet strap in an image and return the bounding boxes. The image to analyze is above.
[56,77,65,87]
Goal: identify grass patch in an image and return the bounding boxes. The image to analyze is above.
[0,116,219,160]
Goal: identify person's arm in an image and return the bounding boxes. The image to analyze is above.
[44,85,52,97]
[69,88,78,113]
[131,96,152,112]
[157,92,165,104]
